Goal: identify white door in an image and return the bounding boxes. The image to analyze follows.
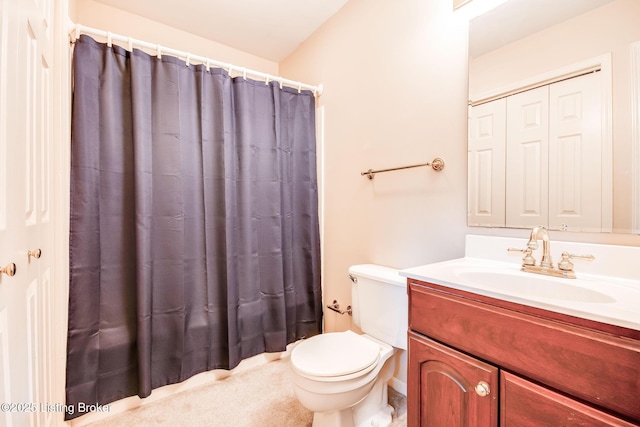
[0,0,57,425]
[548,72,603,232]
[505,85,549,229]
[468,99,506,227]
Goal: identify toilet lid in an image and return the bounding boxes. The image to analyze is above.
[291,330,381,377]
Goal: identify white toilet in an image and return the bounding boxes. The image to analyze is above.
[290,264,408,427]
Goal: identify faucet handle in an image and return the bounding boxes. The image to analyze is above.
[558,252,595,272]
[507,247,536,266]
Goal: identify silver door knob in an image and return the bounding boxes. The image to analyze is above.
[28,249,42,261]
[475,381,490,397]
[1,263,16,277]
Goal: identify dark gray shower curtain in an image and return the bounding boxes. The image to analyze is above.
[66,35,322,419]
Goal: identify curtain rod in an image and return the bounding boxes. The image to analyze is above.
[69,23,323,97]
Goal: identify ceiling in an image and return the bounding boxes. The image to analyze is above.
[92,0,617,63]
[93,0,349,62]
[469,0,615,58]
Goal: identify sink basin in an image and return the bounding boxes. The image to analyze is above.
[456,270,616,304]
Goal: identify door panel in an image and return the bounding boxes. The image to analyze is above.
[549,72,603,232]
[505,86,549,228]
[468,99,506,227]
[0,308,12,427]
[1,0,8,232]
[0,0,56,425]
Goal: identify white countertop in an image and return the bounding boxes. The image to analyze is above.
[400,235,640,331]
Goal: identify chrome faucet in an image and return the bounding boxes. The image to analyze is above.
[508,226,595,279]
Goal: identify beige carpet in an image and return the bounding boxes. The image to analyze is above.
[87,356,407,427]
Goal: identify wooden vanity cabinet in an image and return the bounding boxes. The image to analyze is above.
[407,279,640,427]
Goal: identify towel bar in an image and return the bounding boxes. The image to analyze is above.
[361,157,444,179]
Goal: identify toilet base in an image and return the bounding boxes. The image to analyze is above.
[310,387,394,427]
[310,352,396,427]
[312,409,356,427]
[352,355,395,427]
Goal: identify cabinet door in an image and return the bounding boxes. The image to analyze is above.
[408,332,499,427]
[501,371,638,427]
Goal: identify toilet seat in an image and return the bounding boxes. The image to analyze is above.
[291,331,381,379]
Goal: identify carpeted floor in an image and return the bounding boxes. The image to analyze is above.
[86,356,406,427]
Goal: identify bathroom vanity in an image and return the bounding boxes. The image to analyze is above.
[401,235,640,426]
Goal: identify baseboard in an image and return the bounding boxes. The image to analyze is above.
[388,376,407,396]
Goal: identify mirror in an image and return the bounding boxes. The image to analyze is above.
[467,0,640,234]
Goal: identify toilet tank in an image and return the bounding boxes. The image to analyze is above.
[348,264,408,350]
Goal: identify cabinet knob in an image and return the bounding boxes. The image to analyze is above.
[1,263,17,277]
[475,381,491,397]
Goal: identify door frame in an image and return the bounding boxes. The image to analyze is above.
[52,1,71,425]
[632,41,640,235]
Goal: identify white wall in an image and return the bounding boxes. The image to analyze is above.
[279,0,470,390]
[280,0,469,332]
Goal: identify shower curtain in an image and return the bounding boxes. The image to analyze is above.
[66,35,322,419]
